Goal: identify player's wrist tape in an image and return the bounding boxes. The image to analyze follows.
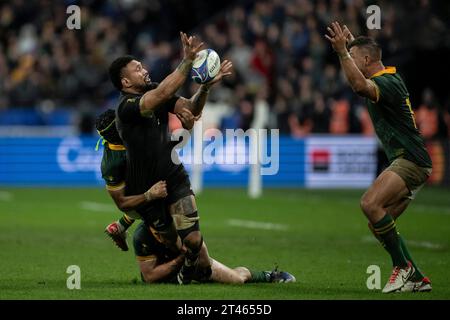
[338,52,351,60]
[144,190,153,201]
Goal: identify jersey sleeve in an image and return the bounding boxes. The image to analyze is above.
[371,76,398,106]
[133,223,157,261]
[101,149,126,191]
[117,95,143,123]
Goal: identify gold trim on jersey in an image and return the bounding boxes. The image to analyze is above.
[370,80,380,103]
[370,66,396,79]
[136,255,157,262]
[106,181,125,191]
[107,143,126,151]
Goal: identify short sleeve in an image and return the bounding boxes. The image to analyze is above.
[372,76,397,106]
[117,95,143,123]
[133,224,156,259]
[101,149,126,191]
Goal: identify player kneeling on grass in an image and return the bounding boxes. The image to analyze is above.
[325,22,432,293]
[133,221,296,284]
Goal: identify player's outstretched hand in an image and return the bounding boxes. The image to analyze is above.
[324,21,350,54]
[148,180,168,199]
[180,32,204,61]
[176,108,200,130]
[207,60,233,86]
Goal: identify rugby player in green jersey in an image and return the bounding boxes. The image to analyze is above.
[133,221,295,284]
[325,22,432,293]
[95,110,296,284]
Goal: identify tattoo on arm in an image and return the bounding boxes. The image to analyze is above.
[190,85,209,115]
[176,58,193,76]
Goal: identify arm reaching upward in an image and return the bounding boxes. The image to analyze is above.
[325,22,378,101]
[139,32,204,117]
[173,60,233,116]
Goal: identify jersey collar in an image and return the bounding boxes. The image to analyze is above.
[107,143,126,151]
[370,66,396,79]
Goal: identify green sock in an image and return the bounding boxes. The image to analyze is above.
[373,214,408,268]
[248,270,271,283]
[118,214,134,231]
[398,234,425,280]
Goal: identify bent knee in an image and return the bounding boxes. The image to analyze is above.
[360,196,380,215]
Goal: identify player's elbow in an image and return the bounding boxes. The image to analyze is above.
[116,200,130,212]
[141,271,162,284]
[352,81,369,97]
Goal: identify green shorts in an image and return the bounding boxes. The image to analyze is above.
[385,158,432,200]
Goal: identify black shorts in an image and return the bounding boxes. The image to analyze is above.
[166,166,194,205]
[137,166,194,230]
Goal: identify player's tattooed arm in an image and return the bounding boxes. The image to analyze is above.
[173,60,233,116]
[139,32,203,117]
[176,58,193,76]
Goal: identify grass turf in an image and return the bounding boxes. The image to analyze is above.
[0,187,449,300]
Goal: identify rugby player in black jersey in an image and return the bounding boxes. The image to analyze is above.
[108,32,232,284]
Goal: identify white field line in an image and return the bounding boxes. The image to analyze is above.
[361,236,445,250]
[80,201,116,213]
[0,191,13,201]
[227,219,288,231]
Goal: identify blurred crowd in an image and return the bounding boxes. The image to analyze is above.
[0,0,449,138]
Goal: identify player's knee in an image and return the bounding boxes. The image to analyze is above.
[360,196,378,216]
[183,230,202,250]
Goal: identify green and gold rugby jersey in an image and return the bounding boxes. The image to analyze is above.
[133,222,176,262]
[367,67,432,168]
[101,143,127,191]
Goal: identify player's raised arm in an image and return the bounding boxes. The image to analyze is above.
[325,22,378,101]
[173,60,233,116]
[139,32,204,117]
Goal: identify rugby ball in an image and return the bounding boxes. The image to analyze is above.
[191,49,220,84]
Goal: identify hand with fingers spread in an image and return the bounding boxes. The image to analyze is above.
[179,32,204,62]
[176,108,201,130]
[205,60,233,87]
[325,21,352,56]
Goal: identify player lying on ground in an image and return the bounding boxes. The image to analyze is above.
[133,221,296,284]
[95,108,199,251]
[108,31,232,284]
[325,22,432,293]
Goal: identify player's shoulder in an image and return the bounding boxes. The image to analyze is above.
[371,67,400,85]
[118,92,142,107]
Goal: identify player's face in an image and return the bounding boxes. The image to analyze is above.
[122,60,151,92]
[349,46,369,77]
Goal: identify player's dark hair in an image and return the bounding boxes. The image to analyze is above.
[95,109,123,145]
[348,36,382,61]
[108,55,136,90]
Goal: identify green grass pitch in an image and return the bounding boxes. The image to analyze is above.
[0,187,449,299]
